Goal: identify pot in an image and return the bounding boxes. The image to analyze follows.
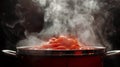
[2,46,120,67]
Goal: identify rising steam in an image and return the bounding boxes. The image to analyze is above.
[17,0,111,50]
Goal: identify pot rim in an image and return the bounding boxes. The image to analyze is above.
[16,46,106,56]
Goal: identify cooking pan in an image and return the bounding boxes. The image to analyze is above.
[2,46,120,67]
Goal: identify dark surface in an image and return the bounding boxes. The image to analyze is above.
[0,0,120,67]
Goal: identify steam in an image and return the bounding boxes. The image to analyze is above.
[17,35,44,47]
[38,0,101,45]
[17,0,111,49]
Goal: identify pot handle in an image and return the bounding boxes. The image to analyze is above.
[106,50,120,56]
[2,50,16,56]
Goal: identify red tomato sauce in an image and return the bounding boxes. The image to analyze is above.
[37,35,84,50]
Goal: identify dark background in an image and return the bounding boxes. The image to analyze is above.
[0,0,120,67]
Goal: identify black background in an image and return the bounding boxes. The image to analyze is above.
[0,0,120,67]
